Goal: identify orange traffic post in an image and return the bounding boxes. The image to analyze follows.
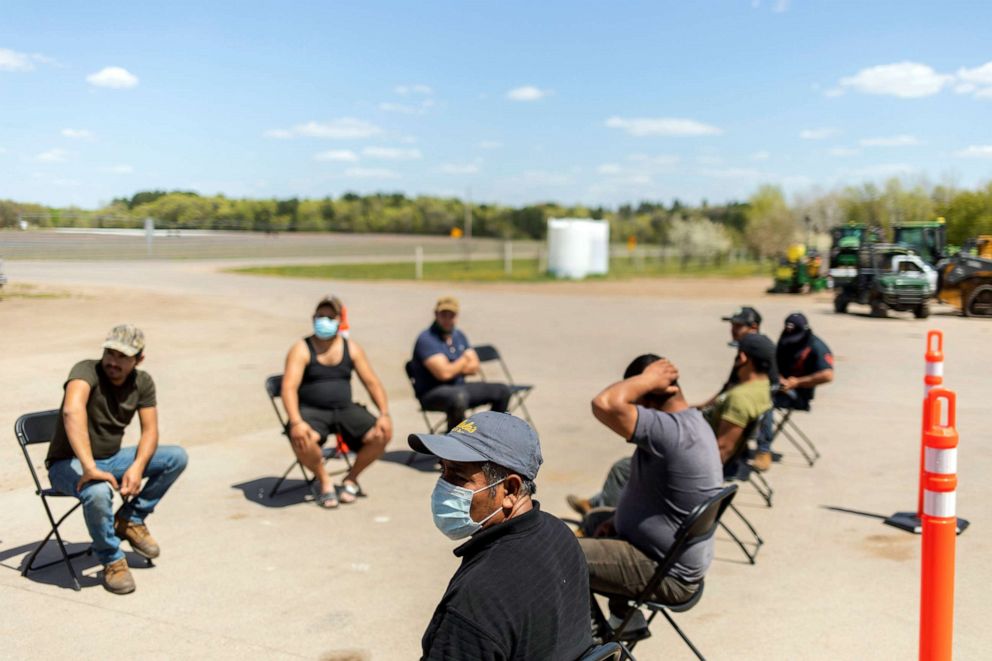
[919,388,958,661]
[886,331,944,534]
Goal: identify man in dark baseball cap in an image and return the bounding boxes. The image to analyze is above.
[721,306,762,330]
[410,411,593,659]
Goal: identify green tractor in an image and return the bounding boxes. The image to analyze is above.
[834,243,932,318]
[828,223,882,283]
[768,243,829,294]
[893,219,948,267]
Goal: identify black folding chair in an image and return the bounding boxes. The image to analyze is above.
[404,361,448,436]
[264,375,357,498]
[600,484,739,660]
[577,642,626,661]
[15,410,91,591]
[473,344,536,429]
[771,405,820,466]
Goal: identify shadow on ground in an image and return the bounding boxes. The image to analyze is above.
[0,540,152,590]
[380,450,440,473]
[230,477,314,508]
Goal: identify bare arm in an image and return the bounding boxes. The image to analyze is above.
[423,353,469,382]
[715,419,745,464]
[591,359,679,439]
[281,340,310,426]
[781,368,833,391]
[62,380,119,491]
[350,340,389,415]
[121,406,159,497]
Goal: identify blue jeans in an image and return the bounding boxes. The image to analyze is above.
[48,445,188,564]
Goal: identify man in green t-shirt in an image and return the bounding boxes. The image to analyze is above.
[46,324,188,594]
[701,332,774,466]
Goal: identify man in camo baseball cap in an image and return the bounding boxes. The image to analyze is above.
[102,324,145,357]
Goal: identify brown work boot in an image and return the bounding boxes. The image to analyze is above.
[114,513,160,559]
[752,451,773,472]
[566,495,592,517]
[102,558,136,594]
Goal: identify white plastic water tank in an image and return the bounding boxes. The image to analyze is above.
[547,218,610,279]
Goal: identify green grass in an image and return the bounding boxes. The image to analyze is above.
[230,257,769,282]
[1,283,70,299]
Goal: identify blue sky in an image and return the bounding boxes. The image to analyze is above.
[1,0,991,209]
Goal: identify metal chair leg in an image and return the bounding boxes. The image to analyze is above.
[719,519,757,565]
[785,416,820,463]
[658,607,706,660]
[748,471,774,507]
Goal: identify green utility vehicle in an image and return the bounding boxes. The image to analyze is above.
[834,243,932,318]
[828,223,882,283]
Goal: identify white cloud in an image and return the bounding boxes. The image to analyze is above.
[479,140,503,149]
[605,116,722,137]
[0,48,34,71]
[773,0,791,12]
[265,118,382,140]
[954,145,992,158]
[823,87,845,98]
[438,163,480,175]
[86,66,139,89]
[361,146,422,160]
[956,61,992,86]
[976,87,992,99]
[507,85,550,101]
[627,153,681,167]
[35,148,69,163]
[379,98,435,114]
[954,82,978,94]
[61,128,95,140]
[102,164,133,174]
[698,167,766,179]
[845,163,917,178]
[344,167,399,179]
[828,147,860,157]
[751,150,771,161]
[314,149,359,162]
[597,163,622,175]
[800,127,840,140]
[520,170,572,186]
[839,61,951,98]
[859,134,920,147]
[395,84,432,96]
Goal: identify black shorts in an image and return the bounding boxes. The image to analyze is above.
[299,403,376,449]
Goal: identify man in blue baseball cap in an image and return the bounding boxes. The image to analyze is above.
[409,411,593,660]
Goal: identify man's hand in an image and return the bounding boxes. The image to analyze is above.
[461,349,480,376]
[289,421,315,451]
[120,465,144,497]
[593,516,616,539]
[77,465,119,492]
[374,414,393,442]
[780,376,800,392]
[643,358,680,394]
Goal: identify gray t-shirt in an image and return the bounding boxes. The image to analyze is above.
[614,406,723,583]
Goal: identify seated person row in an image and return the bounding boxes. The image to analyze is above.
[567,334,774,516]
[282,296,392,509]
[410,296,512,431]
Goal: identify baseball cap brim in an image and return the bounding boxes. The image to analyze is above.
[408,432,488,463]
[102,340,141,357]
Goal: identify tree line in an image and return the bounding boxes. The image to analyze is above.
[2,177,990,258]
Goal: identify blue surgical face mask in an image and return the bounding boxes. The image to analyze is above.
[431,477,506,540]
[313,316,339,340]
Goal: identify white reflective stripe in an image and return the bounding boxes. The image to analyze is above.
[924,490,956,518]
[925,362,943,377]
[925,447,957,474]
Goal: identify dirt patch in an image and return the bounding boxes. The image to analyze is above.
[862,533,916,562]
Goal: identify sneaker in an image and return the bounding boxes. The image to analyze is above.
[752,451,773,472]
[102,558,136,594]
[114,512,160,559]
[608,610,651,642]
[566,495,592,516]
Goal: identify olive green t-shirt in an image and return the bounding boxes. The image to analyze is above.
[703,377,771,435]
[46,359,157,465]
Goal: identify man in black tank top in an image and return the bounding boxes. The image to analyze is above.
[281,296,393,508]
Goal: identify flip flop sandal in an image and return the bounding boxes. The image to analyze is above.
[312,486,339,509]
[336,482,360,504]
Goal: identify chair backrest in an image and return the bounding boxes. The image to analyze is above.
[15,410,60,447]
[404,360,418,388]
[473,344,500,363]
[265,374,283,399]
[15,409,60,494]
[576,642,624,661]
[264,374,288,429]
[645,484,738,595]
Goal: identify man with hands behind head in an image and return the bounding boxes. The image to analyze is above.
[580,357,722,641]
[46,324,188,595]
